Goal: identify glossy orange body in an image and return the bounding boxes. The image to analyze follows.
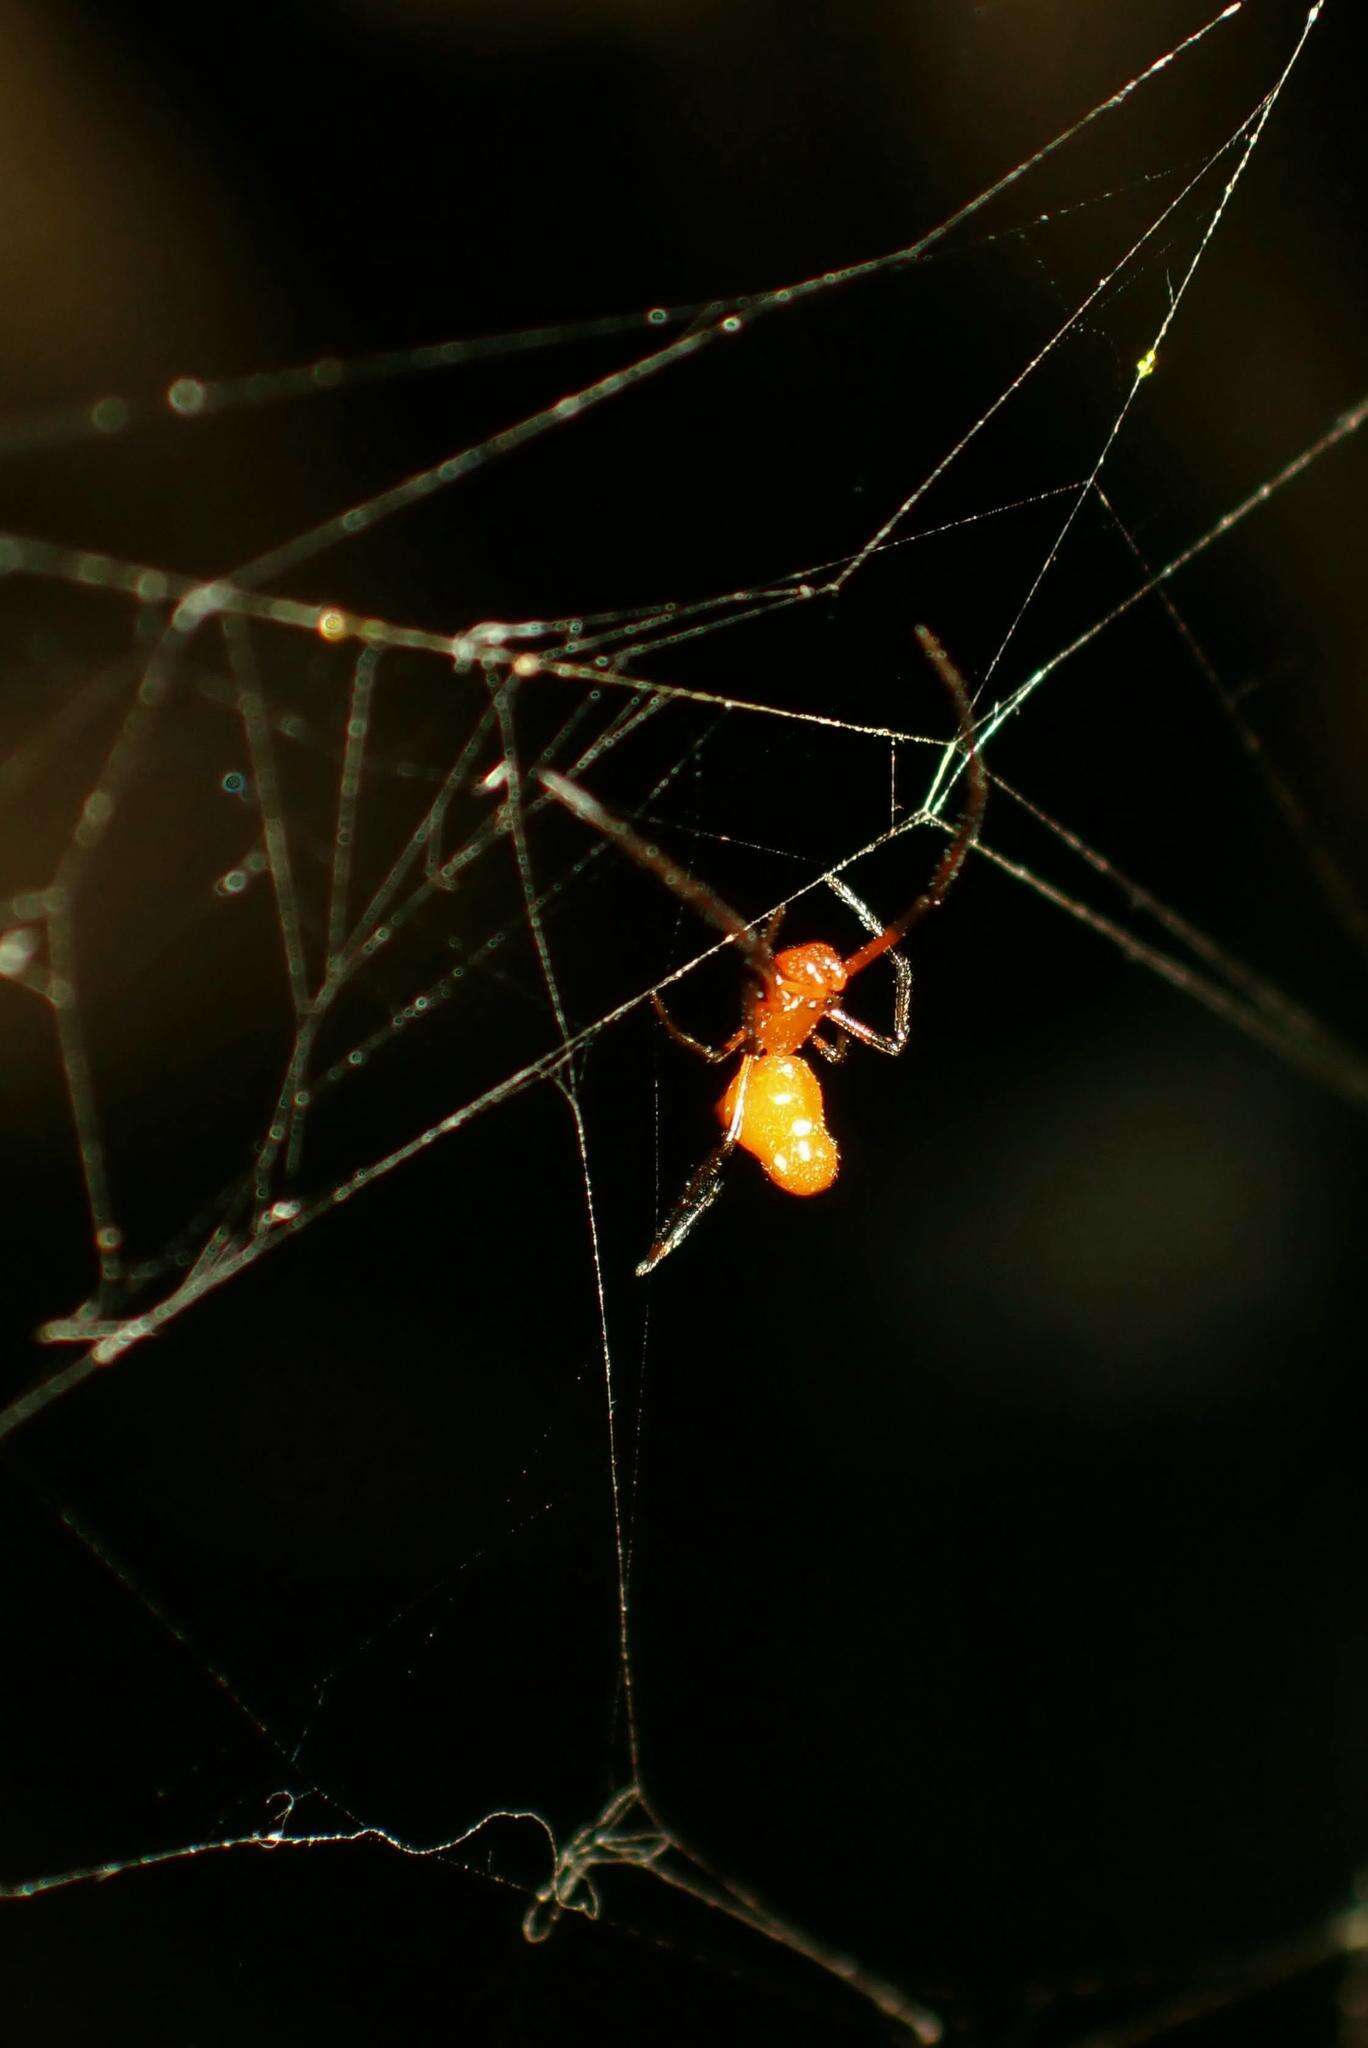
[746,942,847,1056]
[716,1053,840,1196]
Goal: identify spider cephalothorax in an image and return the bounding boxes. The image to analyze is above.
[748,943,848,1052]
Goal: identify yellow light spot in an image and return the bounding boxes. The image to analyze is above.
[1136,348,1158,380]
[317,608,349,642]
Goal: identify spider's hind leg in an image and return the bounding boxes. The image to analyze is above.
[636,1139,735,1275]
[637,1057,750,1276]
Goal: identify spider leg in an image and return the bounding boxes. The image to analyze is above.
[826,872,882,940]
[650,995,744,1065]
[537,767,778,985]
[761,903,786,950]
[820,875,914,1053]
[840,629,986,981]
[637,1057,750,1275]
[827,947,912,1056]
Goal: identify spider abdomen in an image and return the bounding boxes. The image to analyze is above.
[717,1054,840,1197]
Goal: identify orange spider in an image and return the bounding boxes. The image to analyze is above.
[540,625,985,1274]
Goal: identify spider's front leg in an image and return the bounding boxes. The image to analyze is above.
[636,1057,751,1275]
[650,993,744,1065]
[827,948,913,1056]
[649,901,784,1062]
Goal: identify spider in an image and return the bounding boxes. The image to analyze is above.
[539,624,986,1275]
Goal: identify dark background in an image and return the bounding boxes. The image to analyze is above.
[1,0,1367,2042]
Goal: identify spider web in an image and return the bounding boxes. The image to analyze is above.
[2,2,1366,2040]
